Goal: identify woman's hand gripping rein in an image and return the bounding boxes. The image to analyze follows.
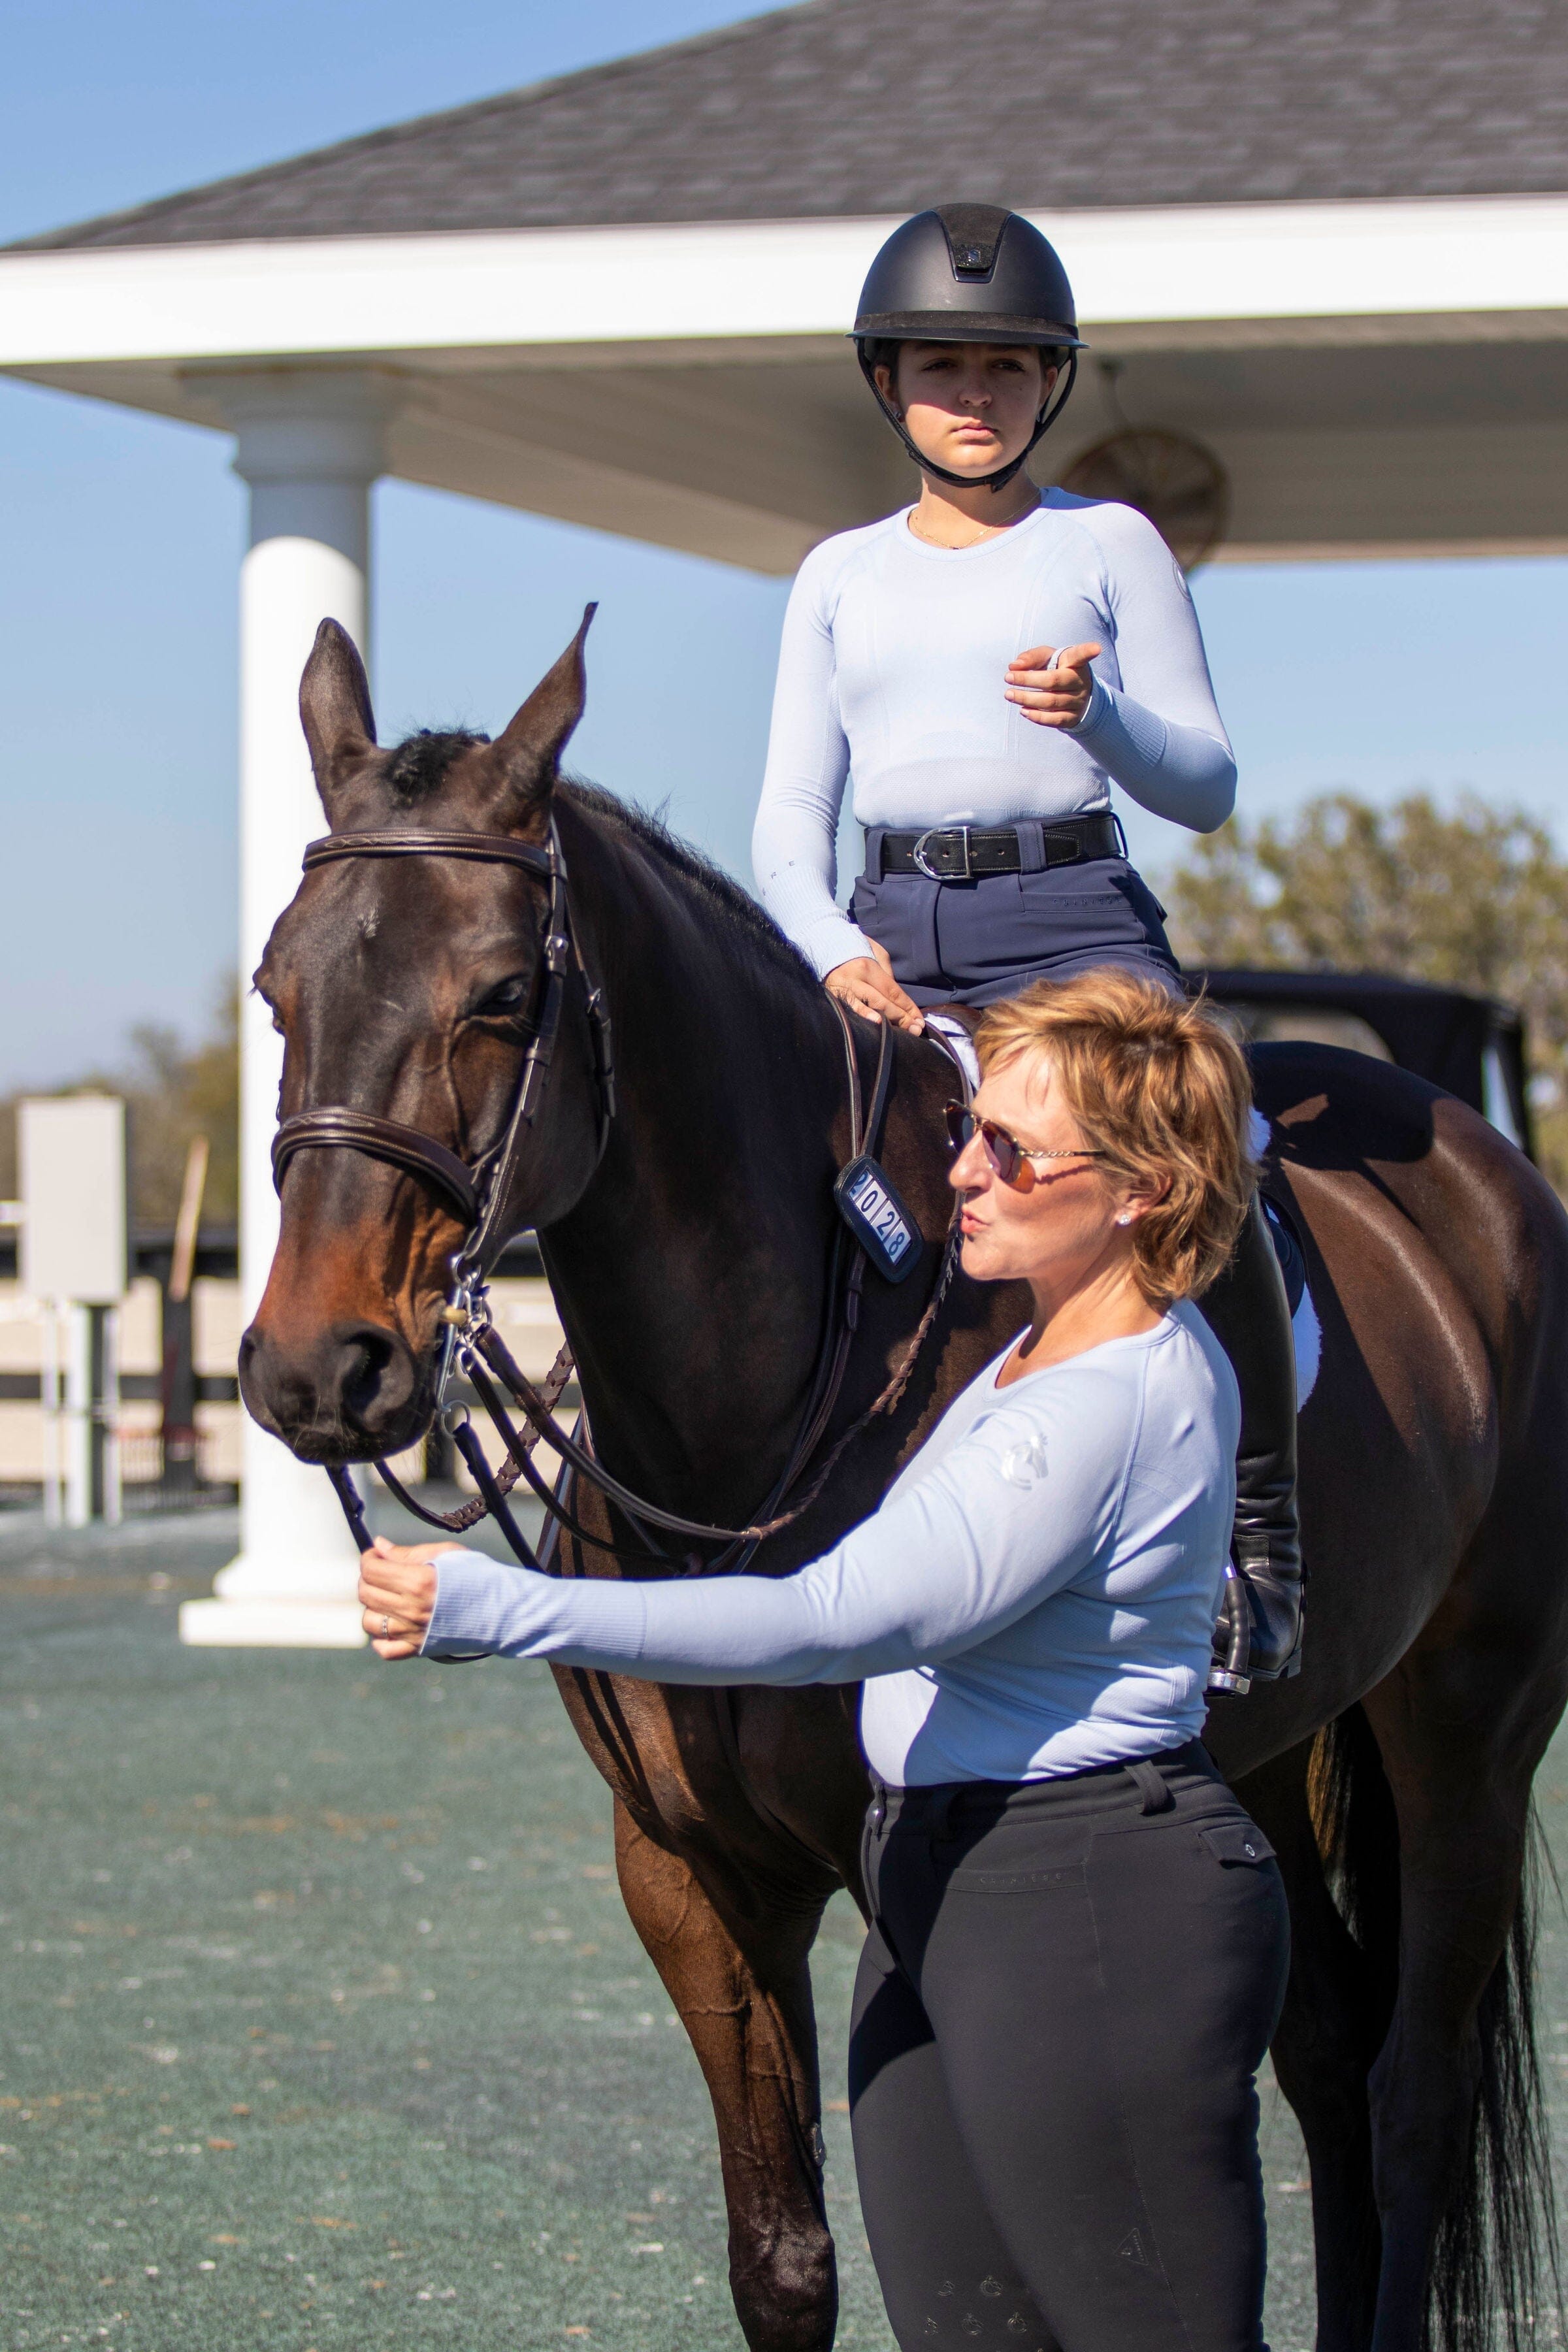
[358,1535,457,1659]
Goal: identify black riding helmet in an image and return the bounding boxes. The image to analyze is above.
[852,204,1086,493]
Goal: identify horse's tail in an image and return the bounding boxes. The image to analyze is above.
[1310,1706,1563,2352]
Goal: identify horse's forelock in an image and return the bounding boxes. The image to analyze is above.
[382,728,493,807]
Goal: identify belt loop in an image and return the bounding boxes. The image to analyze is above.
[865,826,887,883]
[1015,820,1045,874]
[1124,1759,1175,1816]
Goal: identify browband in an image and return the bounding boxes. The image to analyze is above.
[303,830,552,877]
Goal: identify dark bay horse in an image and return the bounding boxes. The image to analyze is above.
[242,619,1568,2352]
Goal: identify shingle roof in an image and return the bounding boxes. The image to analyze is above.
[13,0,1568,253]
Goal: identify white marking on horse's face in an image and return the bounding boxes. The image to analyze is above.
[359,909,380,942]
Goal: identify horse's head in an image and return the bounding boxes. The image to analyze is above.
[240,611,606,1466]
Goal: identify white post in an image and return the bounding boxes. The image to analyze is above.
[63,1303,90,1530]
[181,377,389,1648]
[101,1306,122,1529]
[41,1304,61,1530]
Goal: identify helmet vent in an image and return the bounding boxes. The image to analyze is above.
[936,203,1009,280]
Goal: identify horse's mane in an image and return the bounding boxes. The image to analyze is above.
[560,779,816,993]
[381,727,817,996]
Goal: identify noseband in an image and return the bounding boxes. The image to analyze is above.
[271,819,616,1272]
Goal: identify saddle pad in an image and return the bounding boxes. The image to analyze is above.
[1254,1119,1320,1409]
[1287,1256,1321,1411]
[924,1011,981,1095]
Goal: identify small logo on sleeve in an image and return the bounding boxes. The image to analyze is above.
[999,1435,1049,1490]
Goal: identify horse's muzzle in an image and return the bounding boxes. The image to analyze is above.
[238,1315,430,1465]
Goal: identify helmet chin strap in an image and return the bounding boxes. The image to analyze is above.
[858,349,1079,495]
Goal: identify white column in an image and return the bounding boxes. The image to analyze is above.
[181,378,389,1648]
[63,1303,91,1529]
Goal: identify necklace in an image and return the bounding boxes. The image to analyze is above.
[907,495,1039,551]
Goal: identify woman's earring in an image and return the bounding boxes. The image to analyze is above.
[1115,1214,1131,1226]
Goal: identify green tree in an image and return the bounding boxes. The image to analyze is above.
[1165,792,1568,1181]
[0,977,239,1232]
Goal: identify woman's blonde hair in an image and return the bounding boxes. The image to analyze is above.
[973,970,1256,1306]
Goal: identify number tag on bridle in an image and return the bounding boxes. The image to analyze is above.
[835,1155,921,1283]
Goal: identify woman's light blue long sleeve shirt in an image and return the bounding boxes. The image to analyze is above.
[422,1303,1239,1786]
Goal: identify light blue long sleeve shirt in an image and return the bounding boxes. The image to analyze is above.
[751,492,1237,979]
[422,1303,1239,1786]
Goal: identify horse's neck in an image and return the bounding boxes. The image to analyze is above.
[541,813,847,1507]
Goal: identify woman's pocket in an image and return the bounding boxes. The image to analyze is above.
[1196,1820,1277,1870]
[938,1808,1093,1893]
[1011,862,1171,961]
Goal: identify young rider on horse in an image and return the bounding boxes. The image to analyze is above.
[751,204,1301,1680]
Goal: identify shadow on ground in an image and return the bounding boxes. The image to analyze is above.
[0,1511,1561,2349]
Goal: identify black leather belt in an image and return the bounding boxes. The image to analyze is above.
[875,813,1120,881]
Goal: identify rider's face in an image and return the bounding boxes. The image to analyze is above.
[949,1051,1143,1295]
[876,343,1056,481]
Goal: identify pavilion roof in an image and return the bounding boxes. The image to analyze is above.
[12,0,1568,254]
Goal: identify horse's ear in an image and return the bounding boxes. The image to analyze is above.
[299,619,378,810]
[486,604,595,831]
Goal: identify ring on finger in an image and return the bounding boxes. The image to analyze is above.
[381,1614,391,1639]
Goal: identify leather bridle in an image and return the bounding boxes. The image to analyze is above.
[269,814,962,1600]
[272,820,615,1269]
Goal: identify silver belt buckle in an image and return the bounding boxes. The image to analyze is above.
[913,825,970,881]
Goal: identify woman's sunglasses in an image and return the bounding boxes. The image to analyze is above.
[943,1102,1106,1189]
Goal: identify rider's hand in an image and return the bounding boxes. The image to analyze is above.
[1005,640,1102,730]
[358,1534,459,1659]
[825,944,925,1034]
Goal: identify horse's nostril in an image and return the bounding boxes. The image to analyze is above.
[240,1313,422,1459]
[334,1324,415,1429]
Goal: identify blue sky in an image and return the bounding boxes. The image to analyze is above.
[3,0,1566,1087]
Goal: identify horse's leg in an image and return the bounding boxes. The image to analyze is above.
[1360,1624,1566,2351]
[1237,1730,1392,2352]
[613,1797,839,2352]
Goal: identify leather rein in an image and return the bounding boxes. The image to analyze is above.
[269,819,961,1588]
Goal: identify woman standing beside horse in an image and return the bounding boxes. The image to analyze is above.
[751,204,1301,1683]
[361,972,1292,2352]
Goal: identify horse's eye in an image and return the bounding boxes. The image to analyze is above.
[477,976,529,1017]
